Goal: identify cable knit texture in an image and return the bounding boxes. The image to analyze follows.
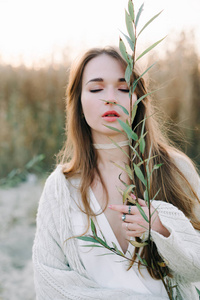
[32,153,200,300]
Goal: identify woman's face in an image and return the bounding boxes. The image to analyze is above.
[81,54,137,143]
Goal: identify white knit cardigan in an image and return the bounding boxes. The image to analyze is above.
[32,153,200,300]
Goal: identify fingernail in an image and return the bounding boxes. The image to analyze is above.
[131,194,136,199]
[108,205,112,209]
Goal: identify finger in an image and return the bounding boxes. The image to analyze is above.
[110,205,141,216]
[127,230,145,238]
[122,222,138,231]
[108,204,130,214]
[119,213,141,223]
[130,194,136,200]
[122,220,147,231]
[109,204,143,216]
[137,198,147,207]
[122,223,146,238]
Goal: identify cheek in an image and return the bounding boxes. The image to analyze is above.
[81,92,97,125]
[81,92,90,115]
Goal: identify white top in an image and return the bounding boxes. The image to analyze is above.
[72,187,167,297]
[32,151,200,300]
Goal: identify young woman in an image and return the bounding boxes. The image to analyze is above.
[32,47,200,300]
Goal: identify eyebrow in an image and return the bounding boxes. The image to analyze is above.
[86,77,126,85]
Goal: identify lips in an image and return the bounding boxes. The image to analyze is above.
[102,110,120,122]
[102,111,120,117]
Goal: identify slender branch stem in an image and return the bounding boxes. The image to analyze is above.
[150,246,173,300]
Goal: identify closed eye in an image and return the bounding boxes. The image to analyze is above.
[119,88,129,93]
[90,89,103,93]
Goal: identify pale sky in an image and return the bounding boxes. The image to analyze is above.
[0,0,200,67]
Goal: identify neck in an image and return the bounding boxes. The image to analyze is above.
[94,140,130,171]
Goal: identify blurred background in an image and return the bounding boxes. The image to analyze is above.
[0,0,200,299]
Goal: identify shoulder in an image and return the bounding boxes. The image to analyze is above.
[168,149,200,199]
[169,149,199,177]
[44,165,80,190]
[43,165,81,203]
[42,165,65,195]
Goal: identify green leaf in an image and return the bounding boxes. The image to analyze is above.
[137,154,157,168]
[195,288,200,295]
[96,253,115,257]
[128,0,134,22]
[135,89,159,106]
[125,64,132,85]
[144,189,149,203]
[112,162,128,174]
[129,240,148,247]
[136,202,149,223]
[90,219,97,236]
[125,164,133,180]
[131,62,156,94]
[120,31,135,53]
[130,145,142,162]
[135,3,144,28]
[111,242,125,256]
[136,36,166,61]
[119,38,129,63]
[96,236,109,248]
[152,188,161,201]
[148,163,163,179]
[118,174,130,188]
[139,137,145,154]
[77,236,99,243]
[157,261,167,268]
[131,104,137,123]
[134,163,147,186]
[103,124,125,135]
[117,119,138,141]
[138,10,163,37]
[125,10,135,42]
[123,184,135,203]
[139,117,146,154]
[136,253,148,266]
[116,103,129,115]
[141,115,146,134]
[116,186,125,197]
[82,244,103,248]
[153,163,163,170]
[126,196,136,205]
[99,228,107,243]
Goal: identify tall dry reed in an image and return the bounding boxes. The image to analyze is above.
[0,32,199,178]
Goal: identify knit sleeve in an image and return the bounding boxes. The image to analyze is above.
[150,153,200,282]
[32,167,166,300]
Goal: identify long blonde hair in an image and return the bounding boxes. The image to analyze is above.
[58,47,200,278]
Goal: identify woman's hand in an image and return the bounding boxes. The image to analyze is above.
[109,198,170,238]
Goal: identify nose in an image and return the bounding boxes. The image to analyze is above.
[104,87,117,105]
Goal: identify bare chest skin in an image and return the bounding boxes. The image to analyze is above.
[91,169,130,254]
